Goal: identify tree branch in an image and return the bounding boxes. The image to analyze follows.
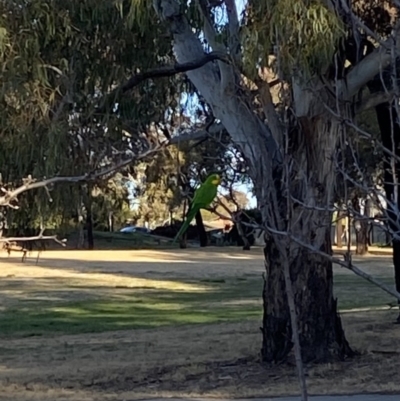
[356,90,395,113]
[0,123,224,207]
[197,0,225,53]
[120,51,229,94]
[255,77,284,147]
[345,24,400,98]
[88,51,230,120]
[224,0,242,64]
[196,0,235,91]
[266,224,400,302]
[1,233,66,247]
[154,0,282,178]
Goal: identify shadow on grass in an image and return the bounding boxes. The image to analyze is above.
[0,273,396,338]
[0,254,396,338]
[0,276,263,338]
[65,230,264,252]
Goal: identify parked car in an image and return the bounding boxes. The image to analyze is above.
[120,226,136,233]
[119,226,151,234]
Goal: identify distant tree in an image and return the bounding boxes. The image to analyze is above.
[91,174,132,232]
[0,0,182,245]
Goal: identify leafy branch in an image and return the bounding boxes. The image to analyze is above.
[0,123,224,208]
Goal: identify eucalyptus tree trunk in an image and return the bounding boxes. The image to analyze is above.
[152,0,384,361]
[336,211,344,248]
[354,222,368,255]
[76,195,85,249]
[195,210,208,247]
[179,198,188,249]
[236,218,251,250]
[352,196,369,256]
[262,234,351,361]
[86,205,94,250]
[261,116,353,362]
[85,188,94,250]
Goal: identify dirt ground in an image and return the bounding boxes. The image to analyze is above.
[0,248,399,401]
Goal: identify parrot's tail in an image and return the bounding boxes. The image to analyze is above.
[173,207,198,243]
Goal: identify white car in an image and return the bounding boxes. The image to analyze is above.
[120,226,137,233]
[120,226,150,234]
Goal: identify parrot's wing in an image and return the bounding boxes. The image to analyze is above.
[192,181,218,208]
[173,180,219,244]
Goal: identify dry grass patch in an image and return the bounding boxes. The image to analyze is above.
[0,311,399,401]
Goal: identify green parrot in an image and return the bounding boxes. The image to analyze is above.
[173,173,221,243]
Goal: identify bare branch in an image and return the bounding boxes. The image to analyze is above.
[88,51,230,120]
[196,0,236,91]
[206,205,234,222]
[266,224,400,302]
[357,90,395,113]
[154,0,281,172]
[255,77,284,147]
[1,234,66,247]
[224,0,241,64]
[345,24,400,98]
[0,227,67,253]
[120,51,229,94]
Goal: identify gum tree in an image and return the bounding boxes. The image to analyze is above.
[144,0,400,361]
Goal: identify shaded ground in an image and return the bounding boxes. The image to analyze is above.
[0,248,399,401]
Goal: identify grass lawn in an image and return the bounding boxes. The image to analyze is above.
[0,274,395,337]
[0,248,399,401]
[0,276,262,336]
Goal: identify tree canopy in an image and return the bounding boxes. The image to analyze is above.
[0,0,193,232]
